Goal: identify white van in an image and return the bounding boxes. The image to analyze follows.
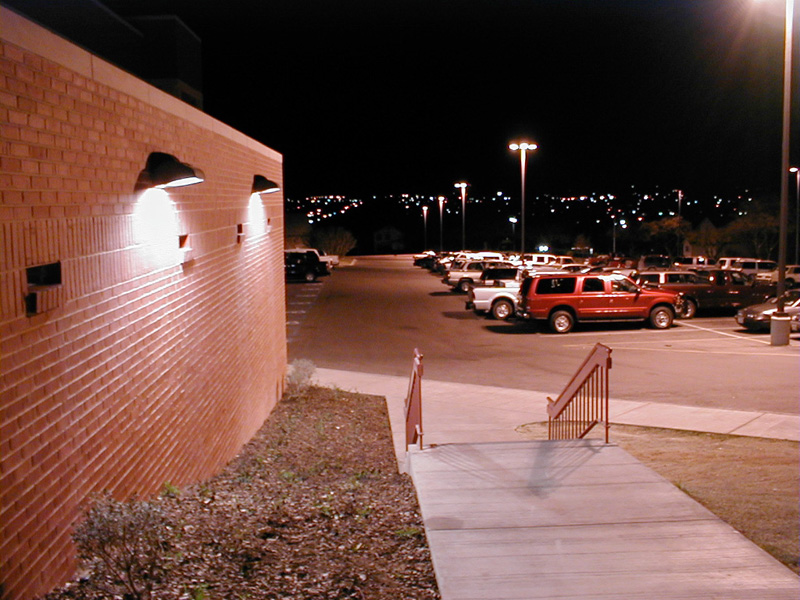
[717,257,756,270]
[718,257,776,278]
[673,256,716,268]
[735,259,777,279]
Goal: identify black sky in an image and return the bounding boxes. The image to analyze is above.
[105,0,799,198]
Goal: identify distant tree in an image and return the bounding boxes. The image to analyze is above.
[312,227,357,257]
[685,219,729,260]
[641,216,690,256]
[285,214,312,248]
[724,211,779,259]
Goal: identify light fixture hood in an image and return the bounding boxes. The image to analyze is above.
[141,152,205,189]
[252,175,280,194]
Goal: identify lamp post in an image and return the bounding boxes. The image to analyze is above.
[438,196,446,252]
[455,182,468,250]
[422,205,429,250]
[509,142,538,257]
[509,216,518,248]
[612,218,627,256]
[791,167,799,265]
[771,0,795,346]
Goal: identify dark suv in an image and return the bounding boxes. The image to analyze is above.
[284,251,329,282]
[517,273,683,333]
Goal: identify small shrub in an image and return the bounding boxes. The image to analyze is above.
[394,526,423,539]
[285,359,316,395]
[72,494,174,600]
[161,481,181,498]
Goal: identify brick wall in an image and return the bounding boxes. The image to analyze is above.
[0,9,286,599]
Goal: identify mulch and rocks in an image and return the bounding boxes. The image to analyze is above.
[43,387,441,600]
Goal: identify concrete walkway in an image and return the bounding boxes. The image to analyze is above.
[314,368,800,468]
[314,368,799,599]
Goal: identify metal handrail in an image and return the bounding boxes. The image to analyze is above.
[405,348,424,450]
[547,343,612,443]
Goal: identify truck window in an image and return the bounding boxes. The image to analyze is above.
[535,277,576,294]
[610,277,639,293]
[582,278,605,293]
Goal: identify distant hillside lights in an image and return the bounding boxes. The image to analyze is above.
[293,195,364,224]
[288,188,751,226]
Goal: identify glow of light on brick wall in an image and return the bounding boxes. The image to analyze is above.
[248,193,268,238]
[134,188,181,268]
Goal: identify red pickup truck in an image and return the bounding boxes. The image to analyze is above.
[517,273,684,333]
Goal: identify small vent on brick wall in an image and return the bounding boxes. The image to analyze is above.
[178,234,192,264]
[237,223,245,244]
[25,261,62,316]
[27,262,61,287]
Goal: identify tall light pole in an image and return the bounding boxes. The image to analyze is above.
[422,205,429,250]
[509,142,538,257]
[438,196,446,252]
[771,0,795,345]
[791,167,799,265]
[455,182,468,250]
[509,216,518,248]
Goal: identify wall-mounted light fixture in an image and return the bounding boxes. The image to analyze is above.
[138,152,205,189]
[252,175,280,195]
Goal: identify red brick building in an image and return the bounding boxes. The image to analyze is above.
[0,7,287,598]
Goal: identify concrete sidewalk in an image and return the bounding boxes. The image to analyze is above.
[313,368,799,468]
[314,367,799,599]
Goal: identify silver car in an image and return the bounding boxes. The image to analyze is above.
[735,290,800,331]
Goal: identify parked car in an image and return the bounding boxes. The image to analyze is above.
[673,256,716,269]
[516,273,683,333]
[763,264,800,286]
[467,281,522,320]
[443,260,514,292]
[284,251,329,282]
[635,270,706,286]
[637,255,672,270]
[735,290,800,331]
[734,259,778,280]
[509,253,557,268]
[285,247,339,269]
[475,267,527,287]
[466,268,528,320]
[653,269,774,318]
[717,256,757,270]
[413,250,437,268]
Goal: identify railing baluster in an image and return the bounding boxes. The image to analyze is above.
[547,344,612,442]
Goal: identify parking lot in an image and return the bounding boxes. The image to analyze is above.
[287,255,799,416]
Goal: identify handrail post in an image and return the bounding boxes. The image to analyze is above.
[547,343,612,442]
[405,348,424,450]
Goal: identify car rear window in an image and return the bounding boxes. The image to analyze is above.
[535,277,577,294]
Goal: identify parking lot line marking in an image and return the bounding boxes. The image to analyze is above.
[678,321,775,345]
[607,345,796,356]
[567,337,738,345]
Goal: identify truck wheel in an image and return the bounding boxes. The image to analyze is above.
[491,299,514,320]
[457,279,473,293]
[304,271,317,283]
[549,310,574,333]
[650,306,674,329]
[680,299,697,319]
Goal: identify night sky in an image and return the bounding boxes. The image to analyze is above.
[106,0,799,199]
